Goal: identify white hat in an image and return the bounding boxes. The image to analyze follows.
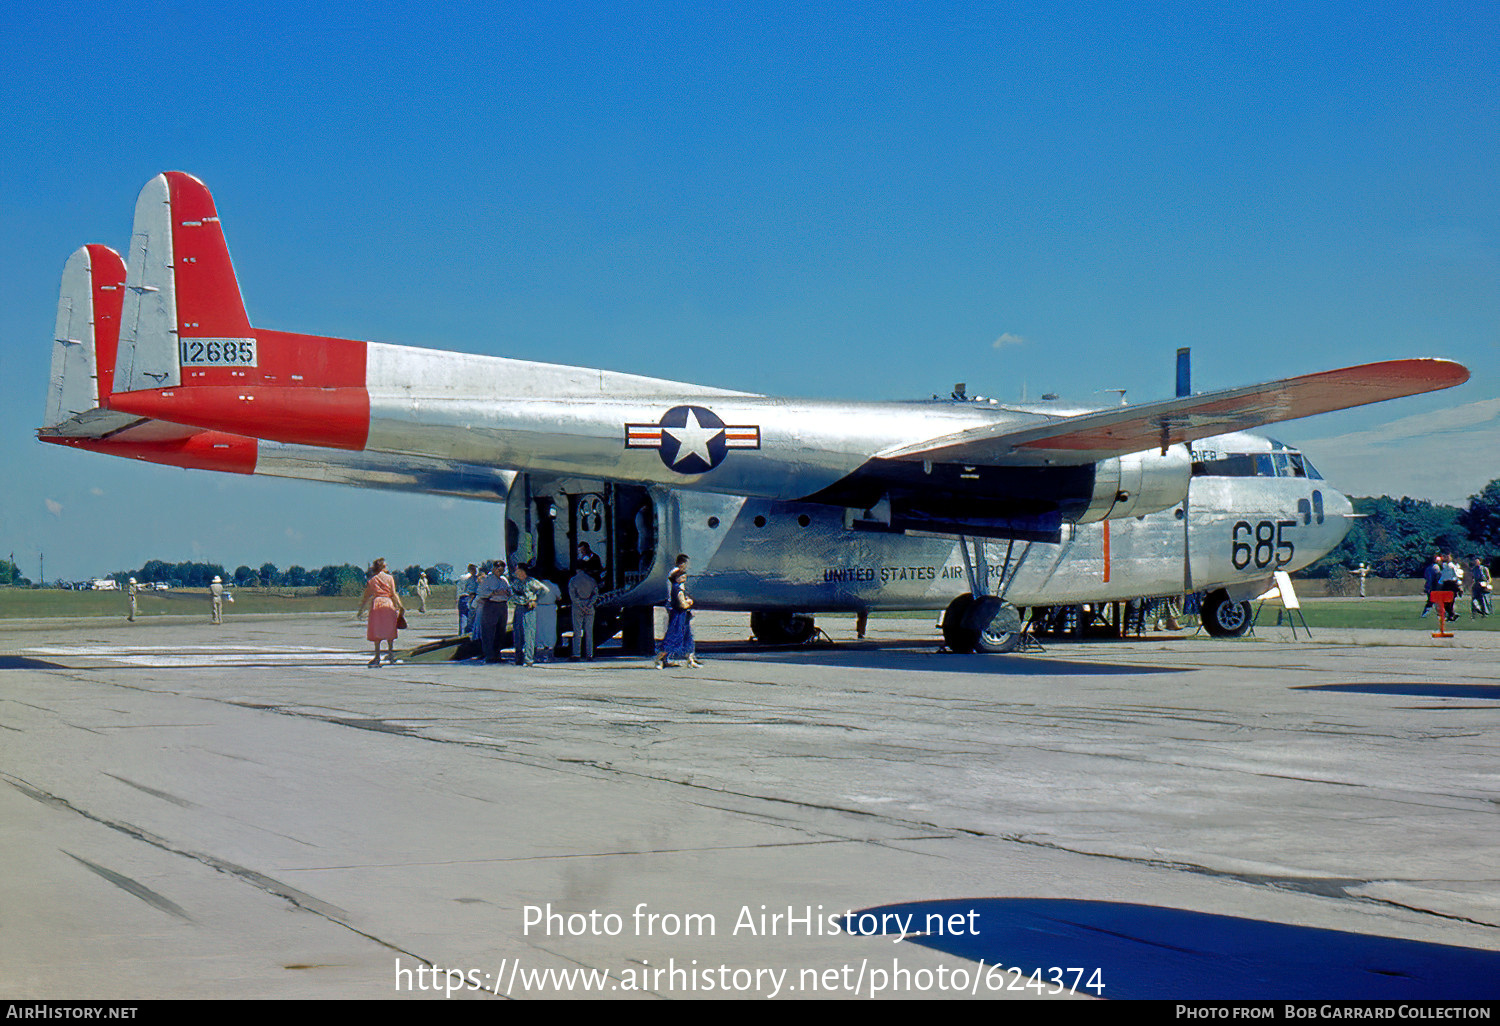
[212,576,222,583]
[128,577,136,583]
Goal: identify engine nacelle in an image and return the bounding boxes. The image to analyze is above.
[1074,445,1192,523]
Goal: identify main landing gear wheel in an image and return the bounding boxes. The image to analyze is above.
[1202,589,1252,638]
[942,595,1022,654]
[750,611,817,646]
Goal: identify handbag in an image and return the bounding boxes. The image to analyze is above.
[397,611,409,629]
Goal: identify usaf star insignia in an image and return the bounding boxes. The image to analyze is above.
[625,405,761,474]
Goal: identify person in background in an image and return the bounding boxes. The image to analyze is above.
[654,554,701,669]
[458,563,479,636]
[1471,557,1492,619]
[1437,553,1462,623]
[1420,553,1443,618]
[536,575,562,663]
[510,564,544,667]
[476,560,511,663]
[576,542,605,584]
[416,572,431,614]
[569,565,599,661]
[358,557,405,667]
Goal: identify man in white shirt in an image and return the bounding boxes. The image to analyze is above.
[476,561,512,663]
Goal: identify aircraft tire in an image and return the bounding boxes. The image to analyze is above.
[974,601,1023,654]
[1202,590,1252,638]
[750,611,817,646]
[941,594,979,653]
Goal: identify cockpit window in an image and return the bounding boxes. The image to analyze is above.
[1192,455,1262,477]
[1192,450,1319,479]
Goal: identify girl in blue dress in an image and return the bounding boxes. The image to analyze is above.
[654,554,702,668]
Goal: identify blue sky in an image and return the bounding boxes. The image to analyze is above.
[2,2,1495,581]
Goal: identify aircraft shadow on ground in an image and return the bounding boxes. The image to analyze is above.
[855,897,1500,1000]
[409,635,1178,677]
[1295,682,1500,701]
[0,656,66,670]
[706,642,1178,677]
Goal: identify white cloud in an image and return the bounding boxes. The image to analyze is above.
[992,332,1026,349]
[1293,398,1500,505]
[44,499,63,518]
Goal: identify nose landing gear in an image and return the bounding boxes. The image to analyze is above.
[1201,588,1252,637]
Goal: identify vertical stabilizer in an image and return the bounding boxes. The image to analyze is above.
[162,171,253,340]
[44,245,125,427]
[117,174,180,391]
[116,172,254,394]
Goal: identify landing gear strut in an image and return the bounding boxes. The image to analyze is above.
[943,534,1024,653]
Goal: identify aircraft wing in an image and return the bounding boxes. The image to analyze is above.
[876,359,1471,466]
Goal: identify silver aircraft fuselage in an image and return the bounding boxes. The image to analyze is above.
[507,431,1352,614]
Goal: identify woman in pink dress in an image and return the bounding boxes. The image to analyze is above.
[358,558,405,667]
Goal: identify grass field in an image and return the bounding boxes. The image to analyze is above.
[1259,596,1497,631]
[0,585,459,619]
[0,587,1491,630]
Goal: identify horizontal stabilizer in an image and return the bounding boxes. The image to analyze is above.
[878,359,1471,466]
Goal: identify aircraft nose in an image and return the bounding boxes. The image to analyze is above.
[1310,485,1357,564]
[1324,486,1354,521]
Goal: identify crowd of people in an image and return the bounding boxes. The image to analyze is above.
[448,544,603,667]
[1421,552,1493,622]
[364,542,699,669]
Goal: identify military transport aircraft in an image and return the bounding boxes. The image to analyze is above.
[42,172,1470,652]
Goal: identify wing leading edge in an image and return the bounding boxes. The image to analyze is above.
[877,359,1471,466]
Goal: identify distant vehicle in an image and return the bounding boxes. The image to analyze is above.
[89,579,119,591]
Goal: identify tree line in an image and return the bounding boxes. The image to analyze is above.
[96,560,456,596]
[1303,478,1500,579]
